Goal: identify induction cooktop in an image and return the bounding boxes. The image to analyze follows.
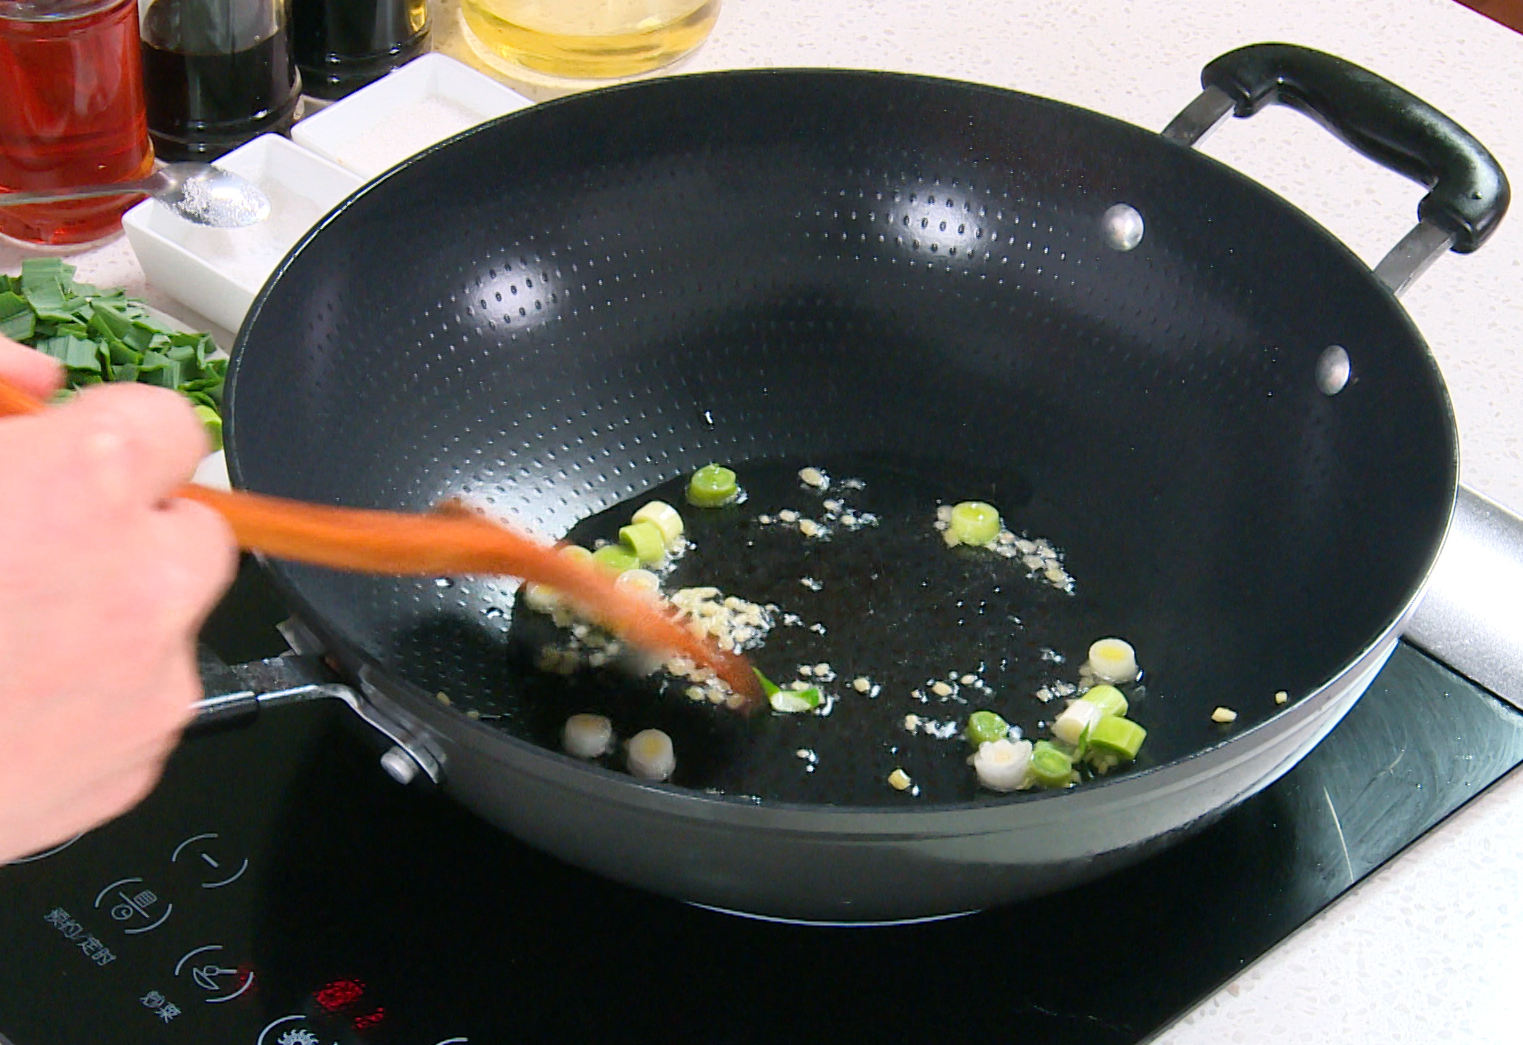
[1,560,1520,1045]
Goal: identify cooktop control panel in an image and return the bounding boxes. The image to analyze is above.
[0,702,468,1045]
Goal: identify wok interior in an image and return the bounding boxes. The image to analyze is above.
[228,71,1455,803]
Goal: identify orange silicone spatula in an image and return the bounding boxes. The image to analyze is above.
[0,377,762,709]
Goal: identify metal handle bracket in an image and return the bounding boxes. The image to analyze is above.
[192,651,444,786]
[1162,44,1509,294]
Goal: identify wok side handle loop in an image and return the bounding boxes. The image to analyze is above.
[191,650,444,786]
[1193,43,1509,256]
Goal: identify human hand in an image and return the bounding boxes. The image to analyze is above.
[0,336,237,863]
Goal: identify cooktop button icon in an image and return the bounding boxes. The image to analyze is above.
[94,876,173,933]
[171,832,249,888]
[174,944,255,1003]
[255,1015,337,1045]
[192,963,241,991]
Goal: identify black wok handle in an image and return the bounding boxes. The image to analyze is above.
[1199,43,1509,254]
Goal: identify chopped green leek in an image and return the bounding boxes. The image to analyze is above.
[687,464,739,507]
[1,259,226,443]
[1087,716,1147,761]
[559,544,594,565]
[591,544,639,574]
[966,710,1010,747]
[632,500,684,546]
[1079,684,1128,718]
[949,501,1001,546]
[1029,741,1074,789]
[618,521,667,564]
[770,686,822,713]
[193,404,223,452]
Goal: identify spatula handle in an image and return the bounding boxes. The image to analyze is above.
[0,376,762,707]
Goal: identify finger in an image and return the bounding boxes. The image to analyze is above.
[51,383,210,505]
[0,734,176,858]
[56,755,172,839]
[139,498,239,636]
[0,336,64,401]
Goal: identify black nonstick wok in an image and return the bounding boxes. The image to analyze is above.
[220,43,1508,921]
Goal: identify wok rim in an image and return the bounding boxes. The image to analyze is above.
[228,64,1462,819]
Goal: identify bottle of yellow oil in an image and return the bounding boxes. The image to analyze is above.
[459,0,719,86]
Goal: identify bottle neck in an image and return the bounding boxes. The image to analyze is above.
[292,0,430,100]
[139,0,290,55]
[0,0,129,23]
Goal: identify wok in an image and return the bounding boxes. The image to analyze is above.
[219,43,1508,921]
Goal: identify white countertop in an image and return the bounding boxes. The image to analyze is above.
[5,0,1522,1039]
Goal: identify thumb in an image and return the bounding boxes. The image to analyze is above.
[0,336,64,402]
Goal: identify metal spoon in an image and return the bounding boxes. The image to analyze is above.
[0,163,271,228]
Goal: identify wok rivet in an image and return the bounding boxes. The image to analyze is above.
[1317,345,1351,396]
[1101,204,1144,252]
[379,745,420,785]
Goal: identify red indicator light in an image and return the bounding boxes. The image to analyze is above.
[315,979,366,1012]
[352,1007,386,1031]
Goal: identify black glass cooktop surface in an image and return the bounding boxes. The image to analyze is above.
[2,563,1521,1045]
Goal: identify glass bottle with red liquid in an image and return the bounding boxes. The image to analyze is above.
[0,0,155,246]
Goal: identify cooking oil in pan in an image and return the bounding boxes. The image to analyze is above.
[458,0,719,85]
[488,455,1144,805]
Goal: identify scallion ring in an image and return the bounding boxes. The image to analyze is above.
[948,501,1001,546]
[687,464,739,507]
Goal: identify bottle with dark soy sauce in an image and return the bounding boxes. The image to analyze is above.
[292,0,429,99]
[140,0,302,161]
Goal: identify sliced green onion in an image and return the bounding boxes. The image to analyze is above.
[973,737,1033,792]
[614,568,661,596]
[966,710,1011,747]
[558,544,594,565]
[193,404,223,451]
[1080,684,1128,718]
[1086,637,1139,683]
[632,500,684,546]
[1087,715,1147,761]
[591,544,640,574]
[949,501,1001,546]
[687,464,739,507]
[0,259,228,421]
[1073,721,1093,763]
[1051,698,1104,746]
[770,686,822,713]
[627,728,675,781]
[1029,741,1074,789]
[524,545,593,614]
[522,582,562,614]
[562,713,614,758]
[753,669,782,697]
[619,521,667,564]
